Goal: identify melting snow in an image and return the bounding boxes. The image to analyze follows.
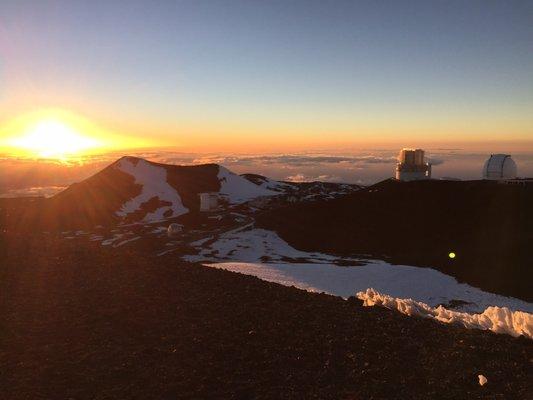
[190,228,532,314]
[186,228,336,263]
[115,158,188,222]
[188,227,532,338]
[204,262,532,338]
[157,248,178,257]
[189,236,214,247]
[101,233,124,246]
[203,261,533,314]
[357,288,533,339]
[113,236,141,248]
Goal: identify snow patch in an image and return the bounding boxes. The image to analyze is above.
[202,261,532,314]
[115,158,188,222]
[101,233,124,246]
[356,288,533,339]
[187,228,335,264]
[191,228,532,314]
[218,166,277,204]
[190,236,214,247]
[256,177,294,192]
[112,236,141,248]
[150,226,168,234]
[157,248,178,257]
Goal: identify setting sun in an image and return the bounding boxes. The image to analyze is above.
[8,119,100,158]
[0,109,154,159]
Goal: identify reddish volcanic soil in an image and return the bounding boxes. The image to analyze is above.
[0,233,531,399]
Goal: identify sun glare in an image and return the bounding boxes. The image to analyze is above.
[1,109,155,160]
[7,119,100,158]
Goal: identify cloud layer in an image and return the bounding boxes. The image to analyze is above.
[1,148,532,195]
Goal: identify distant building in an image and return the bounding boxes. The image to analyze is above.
[199,192,219,212]
[395,148,432,181]
[482,154,517,180]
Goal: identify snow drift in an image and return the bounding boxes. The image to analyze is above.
[356,288,533,339]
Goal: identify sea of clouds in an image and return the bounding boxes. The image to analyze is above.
[1,148,532,197]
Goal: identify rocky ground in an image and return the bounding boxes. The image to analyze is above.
[1,233,532,399]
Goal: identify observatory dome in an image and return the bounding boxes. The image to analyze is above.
[482,154,517,180]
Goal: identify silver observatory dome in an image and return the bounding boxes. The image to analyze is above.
[482,154,517,180]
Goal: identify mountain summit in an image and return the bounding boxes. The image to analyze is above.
[2,156,358,230]
[36,157,277,228]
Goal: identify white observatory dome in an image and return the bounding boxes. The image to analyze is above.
[482,154,517,180]
[167,223,182,236]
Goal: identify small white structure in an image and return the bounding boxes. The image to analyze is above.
[482,154,517,180]
[199,192,219,212]
[395,148,432,181]
[167,223,183,237]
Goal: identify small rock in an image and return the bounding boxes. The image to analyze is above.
[478,374,487,386]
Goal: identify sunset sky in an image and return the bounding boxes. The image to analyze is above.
[0,0,532,156]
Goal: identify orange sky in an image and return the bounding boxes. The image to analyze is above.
[1,105,532,158]
[1,2,532,158]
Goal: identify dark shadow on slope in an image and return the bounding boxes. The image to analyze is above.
[257,179,533,301]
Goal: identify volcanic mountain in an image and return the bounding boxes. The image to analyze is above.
[2,157,275,230]
[1,156,359,231]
